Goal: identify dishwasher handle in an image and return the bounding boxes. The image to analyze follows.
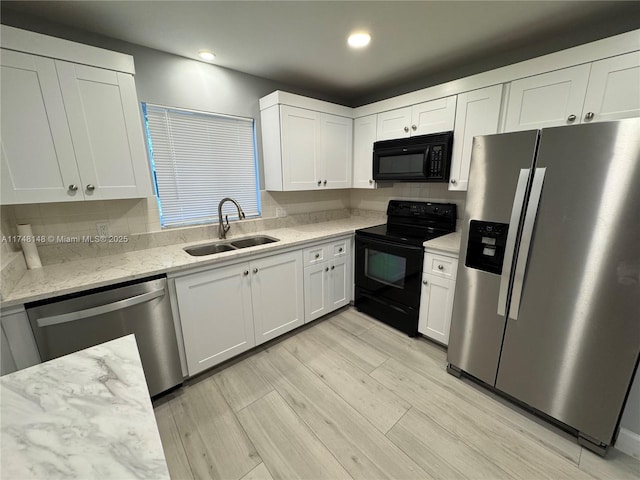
[36,288,166,327]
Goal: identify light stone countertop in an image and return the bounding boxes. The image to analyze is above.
[423,230,462,256]
[0,334,169,480]
[2,217,383,307]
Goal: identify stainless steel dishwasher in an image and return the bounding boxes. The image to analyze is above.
[26,276,183,396]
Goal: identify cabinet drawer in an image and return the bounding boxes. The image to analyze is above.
[303,238,350,265]
[303,245,326,265]
[330,239,349,257]
[423,253,458,279]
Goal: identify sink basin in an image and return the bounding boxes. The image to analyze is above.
[231,235,279,249]
[184,243,237,256]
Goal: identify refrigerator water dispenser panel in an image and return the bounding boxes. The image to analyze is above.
[465,221,509,274]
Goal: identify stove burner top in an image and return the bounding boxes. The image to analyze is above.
[356,200,457,247]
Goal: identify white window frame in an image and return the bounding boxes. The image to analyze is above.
[142,102,261,228]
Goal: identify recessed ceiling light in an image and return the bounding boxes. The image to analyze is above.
[348,32,371,49]
[198,50,216,62]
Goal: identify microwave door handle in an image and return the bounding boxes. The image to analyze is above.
[497,169,530,316]
[509,167,546,320]
[36,288,166,327]
[423,145,431,176]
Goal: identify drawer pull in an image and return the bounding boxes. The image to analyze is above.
[331,266,335,270]
[423,280,428,285]
[338,247,343,253]
[315,253,320,259]
[438,264,444,270]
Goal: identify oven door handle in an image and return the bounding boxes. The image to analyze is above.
[36,288,166,327]
[357,236,424,252]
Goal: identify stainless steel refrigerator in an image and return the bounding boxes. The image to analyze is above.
[447,118,640,455]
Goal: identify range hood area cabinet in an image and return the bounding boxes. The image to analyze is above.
[260,92,353,191]
[0,26,153,205]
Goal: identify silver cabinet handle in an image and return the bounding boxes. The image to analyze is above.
[323,180,327,186]
[37,288,165,327]
[317,180,321,186]
[86,184,95,191]
[450,179,457,185]
[369,179,373,184]
[404,126,409,133]
[584,112,595,121]
[509,167,547,320]
[331,265,335,270]
[325,267,329,272]
[411,125,417,131]
[315,253,320,259]
[567,115,577,122]
[423,280,428,285]
[68,184,78,192]
[243,270,249,276]
[498,169,530,316]
[253,268,258,274]
[437,264,444,270]
[338,247,343,253]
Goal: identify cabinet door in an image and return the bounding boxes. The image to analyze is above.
[418,274,455,346]
[56,61,152,200]
[504,64,591,132]
[304,263,328,323]
[175,263,255,376]
[0,50,82,204]
[449,85,503,191]
[411,96,457,136]
[328,255,350,311]
[321,113,352,189]
[280,105,322,190]
[251,250,304,345]
[376,107,412,140]
[352,115,377,189]
[582,52,640,123]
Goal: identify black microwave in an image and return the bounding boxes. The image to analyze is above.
[372,131,453,182]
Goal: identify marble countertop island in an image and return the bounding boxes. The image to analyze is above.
[0,335,169,480]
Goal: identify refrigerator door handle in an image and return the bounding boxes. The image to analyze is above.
[497,169,530,316]
[509,167,546,320]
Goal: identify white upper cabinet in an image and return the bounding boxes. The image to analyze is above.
[279,105,322,190]
[56,61,152,200]
[449,84,504,191]
[352,115,377,189]
[0,39,152,205]
[1,50,81,204]
[261,102,353,191]
[504,64,591,132]
[321,113,353,189]
[581,52,640,123]
[376,96,457,140]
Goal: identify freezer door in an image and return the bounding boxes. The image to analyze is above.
[447,130,539,385]
[495,119,640,446]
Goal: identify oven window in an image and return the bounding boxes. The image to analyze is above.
[378,153,425,175]
[365,248,407,288]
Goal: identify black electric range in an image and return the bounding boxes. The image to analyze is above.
[354,200,456,336]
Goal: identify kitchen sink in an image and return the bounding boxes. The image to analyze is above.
[184,235,279,257]
[184,243,237,256]
[230,235,279,249]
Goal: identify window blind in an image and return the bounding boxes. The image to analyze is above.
[143,103,260,228]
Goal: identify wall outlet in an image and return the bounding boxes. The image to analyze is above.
[96,222,110,236]
[275,207,287,218]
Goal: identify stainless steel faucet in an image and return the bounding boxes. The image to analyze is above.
[218,197,246,239]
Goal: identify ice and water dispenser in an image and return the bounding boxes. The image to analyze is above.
[465,221,509,274]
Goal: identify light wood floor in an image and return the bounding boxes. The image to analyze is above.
[153,307,640,480]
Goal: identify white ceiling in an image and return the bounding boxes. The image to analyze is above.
[2,1,639,105]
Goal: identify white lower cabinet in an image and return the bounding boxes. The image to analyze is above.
[251,251,304,345]
[418,251,458,346]
[303,237,351,323]
[175,250,304,376]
